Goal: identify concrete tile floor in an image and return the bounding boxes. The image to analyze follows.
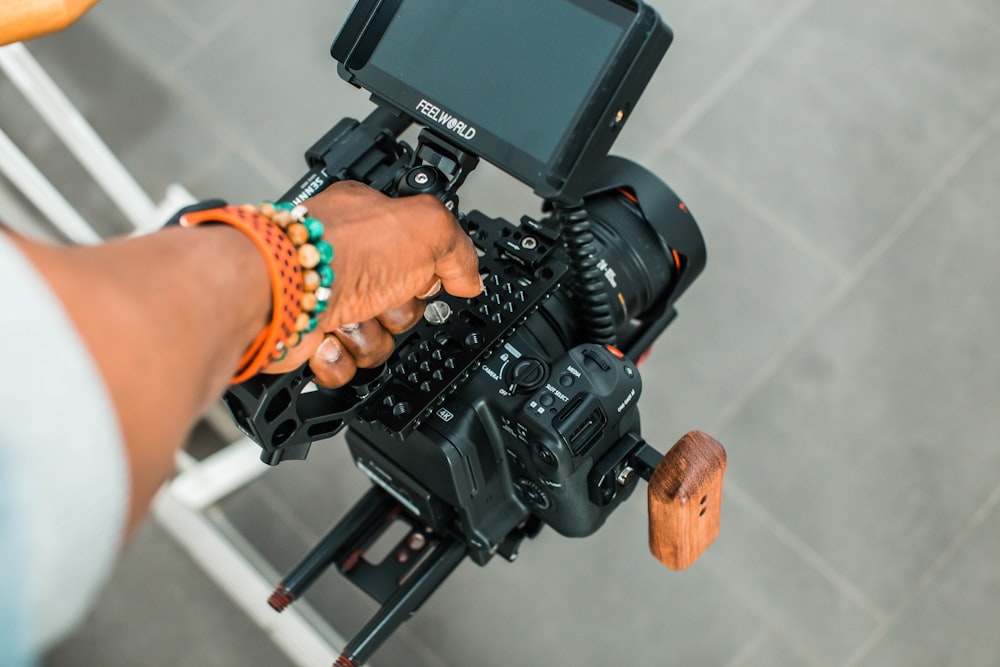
[1,0,997,665]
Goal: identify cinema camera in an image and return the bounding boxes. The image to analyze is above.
[222,1,728,664]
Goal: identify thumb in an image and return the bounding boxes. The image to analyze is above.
[434,232,482,298]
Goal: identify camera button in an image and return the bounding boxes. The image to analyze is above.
[605,345,625,359]
[559,374,575,387]
[539,393,555,407]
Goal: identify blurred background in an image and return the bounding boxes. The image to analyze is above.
[2,0,999,665]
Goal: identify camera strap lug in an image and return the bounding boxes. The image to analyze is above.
[495,515,544,562]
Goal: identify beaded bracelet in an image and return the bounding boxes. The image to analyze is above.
[180,202,334,383]
[256,202,335,354]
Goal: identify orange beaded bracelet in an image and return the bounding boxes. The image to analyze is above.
[180,205,303,383]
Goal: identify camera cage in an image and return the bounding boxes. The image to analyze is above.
[215,3,728,664]
[331,0,672,202]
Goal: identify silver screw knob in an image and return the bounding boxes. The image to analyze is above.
[424,300,453,325]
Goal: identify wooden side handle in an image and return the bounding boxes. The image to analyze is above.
[1,0,101,46]
[648,431,727,570]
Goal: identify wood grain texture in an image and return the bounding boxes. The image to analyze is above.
[1,0,101,46]
[648,431,727,570]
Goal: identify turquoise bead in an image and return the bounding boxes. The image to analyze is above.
[275,201,294,211]
[313,299,328,314]
[305,217,324,242]
[304,316,318,333]
[315,240,334,264]
[318,265,334,287]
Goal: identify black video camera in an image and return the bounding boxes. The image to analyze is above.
[222,1,722,664]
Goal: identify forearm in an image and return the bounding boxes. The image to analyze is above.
[3,181,480,537]
[8,225,270,534]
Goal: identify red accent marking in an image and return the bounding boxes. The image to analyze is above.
[333,655,357,667]
[341,549,364,572]
[605,345,625,360]
[679,201,689,213]
[267,586,295,612]
[637,347,653,368]
[617,187,639,205]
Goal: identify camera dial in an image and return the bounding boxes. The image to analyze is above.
[504,358,547,394]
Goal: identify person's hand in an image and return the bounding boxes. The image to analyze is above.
[264,181,482,386]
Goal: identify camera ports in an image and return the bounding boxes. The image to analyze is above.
[555,394,607,454]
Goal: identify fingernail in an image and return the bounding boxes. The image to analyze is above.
[479,275,486,294]
[318,337,341,363]
[339,322,360,335]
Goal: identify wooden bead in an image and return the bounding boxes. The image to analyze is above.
[285,331,301,348]
[298,244,320,269]
[301,292,318,312]
[286,222,309,246]
[302,270,320,292]
[259,202,276,217]
[273,209,294,228]
[295,312,312,332]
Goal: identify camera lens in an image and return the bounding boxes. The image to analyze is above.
[584,191,675,327]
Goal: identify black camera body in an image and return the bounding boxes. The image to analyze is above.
[221,1,713,663]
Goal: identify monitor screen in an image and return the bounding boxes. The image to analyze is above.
[361,0,634,166]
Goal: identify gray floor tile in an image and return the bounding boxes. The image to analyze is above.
[729,630,820,667]
[853,491,1000,667]
[614,0,803,162]
[718,125,1000,613]
[24,21,242,205]
[169,0,374,180]
[183,145,289,205]
[694,495,880,664]
[678,0,1000,261]
[76,0,198,69]
[630,150,841,430]
[149,0,240,37]
[42,520,293,667]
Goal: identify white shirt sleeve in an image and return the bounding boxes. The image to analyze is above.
[0,231,128,658]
